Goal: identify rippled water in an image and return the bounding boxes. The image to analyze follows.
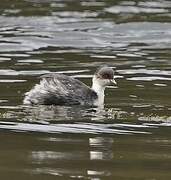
[0,0,171,179]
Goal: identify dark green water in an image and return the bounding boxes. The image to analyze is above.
[0,0,171,179]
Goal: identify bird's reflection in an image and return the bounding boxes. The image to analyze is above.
[29,136,114,179]
[22,105,108,123]
[89,137,114,160]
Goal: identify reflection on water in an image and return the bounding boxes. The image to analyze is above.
[0,105,151,135]
[0,133,170,179]
[0,0,171,179]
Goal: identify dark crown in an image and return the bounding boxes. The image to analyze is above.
[95,66,114,79]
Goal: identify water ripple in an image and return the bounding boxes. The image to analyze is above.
[105,5,169,14]
[127,76,171,81]
[0,121,149,135]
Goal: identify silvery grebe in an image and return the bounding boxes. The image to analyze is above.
[23,66,116,106]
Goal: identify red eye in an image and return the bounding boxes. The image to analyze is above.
[102,73,110,79]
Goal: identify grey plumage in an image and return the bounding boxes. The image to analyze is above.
[23,66,116,106]
[24,73,98,106]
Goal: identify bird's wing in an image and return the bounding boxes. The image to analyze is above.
[25,73,97,105]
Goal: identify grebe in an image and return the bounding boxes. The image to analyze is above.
[23,66,117,106]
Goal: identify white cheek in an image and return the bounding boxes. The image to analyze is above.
[107,79,111,85]
[100,79,110,86]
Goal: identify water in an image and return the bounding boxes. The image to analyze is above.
[0,0,171,179]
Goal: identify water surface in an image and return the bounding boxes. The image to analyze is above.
[0,0,171,179]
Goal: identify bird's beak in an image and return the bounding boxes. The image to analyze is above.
[110,79,117,85]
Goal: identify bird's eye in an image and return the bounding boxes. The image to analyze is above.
[102,73,110,79]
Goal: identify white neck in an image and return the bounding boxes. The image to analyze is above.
[92,77,105,106]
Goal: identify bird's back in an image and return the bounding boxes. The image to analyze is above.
[23,73,97,106]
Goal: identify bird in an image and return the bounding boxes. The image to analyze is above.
[23,66,117,106]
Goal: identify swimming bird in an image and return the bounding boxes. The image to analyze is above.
[23,66,117,106]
